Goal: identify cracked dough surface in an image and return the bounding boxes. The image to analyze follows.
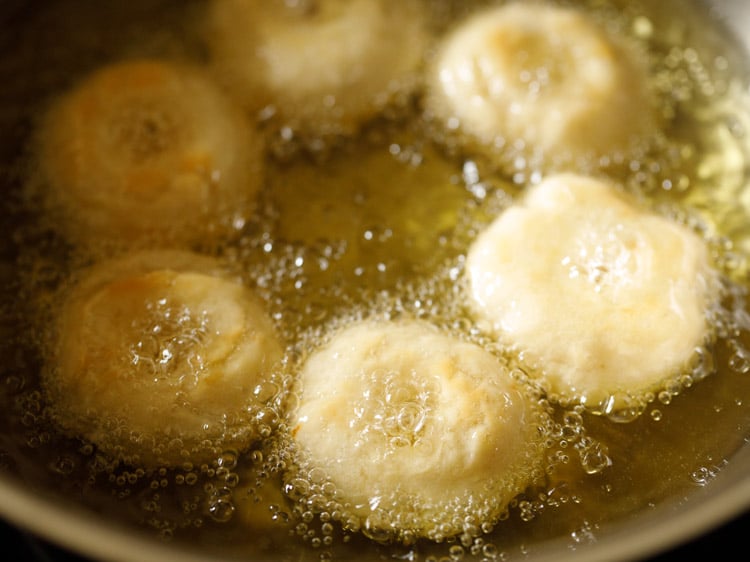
[291,319,546,539]
[207,0,427,135]
[426,2,656,164]
[38,59,262,247]
[46,250,283,467]
[466,174,720,407]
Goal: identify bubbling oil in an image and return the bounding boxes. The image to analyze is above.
[1,0,750,561]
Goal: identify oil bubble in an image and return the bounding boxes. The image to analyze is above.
[208,488,235,523]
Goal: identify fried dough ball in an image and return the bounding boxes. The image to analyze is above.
[44,250,284,468]
[290,319,547,542]
[36,59,263,248]
[465,174,721,410]
[207,0,427,137]
[425,2,657,167]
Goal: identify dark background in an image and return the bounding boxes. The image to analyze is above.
[2,509,748,562]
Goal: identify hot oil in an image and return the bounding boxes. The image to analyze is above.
[1,0,750,561]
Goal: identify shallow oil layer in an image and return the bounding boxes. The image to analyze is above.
[1,1,750,561]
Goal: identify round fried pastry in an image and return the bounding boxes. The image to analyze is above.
[44,250,284,467]
[290,319,547,541]
[465,174,721,409]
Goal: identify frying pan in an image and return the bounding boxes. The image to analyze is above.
[1,1,749,561]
